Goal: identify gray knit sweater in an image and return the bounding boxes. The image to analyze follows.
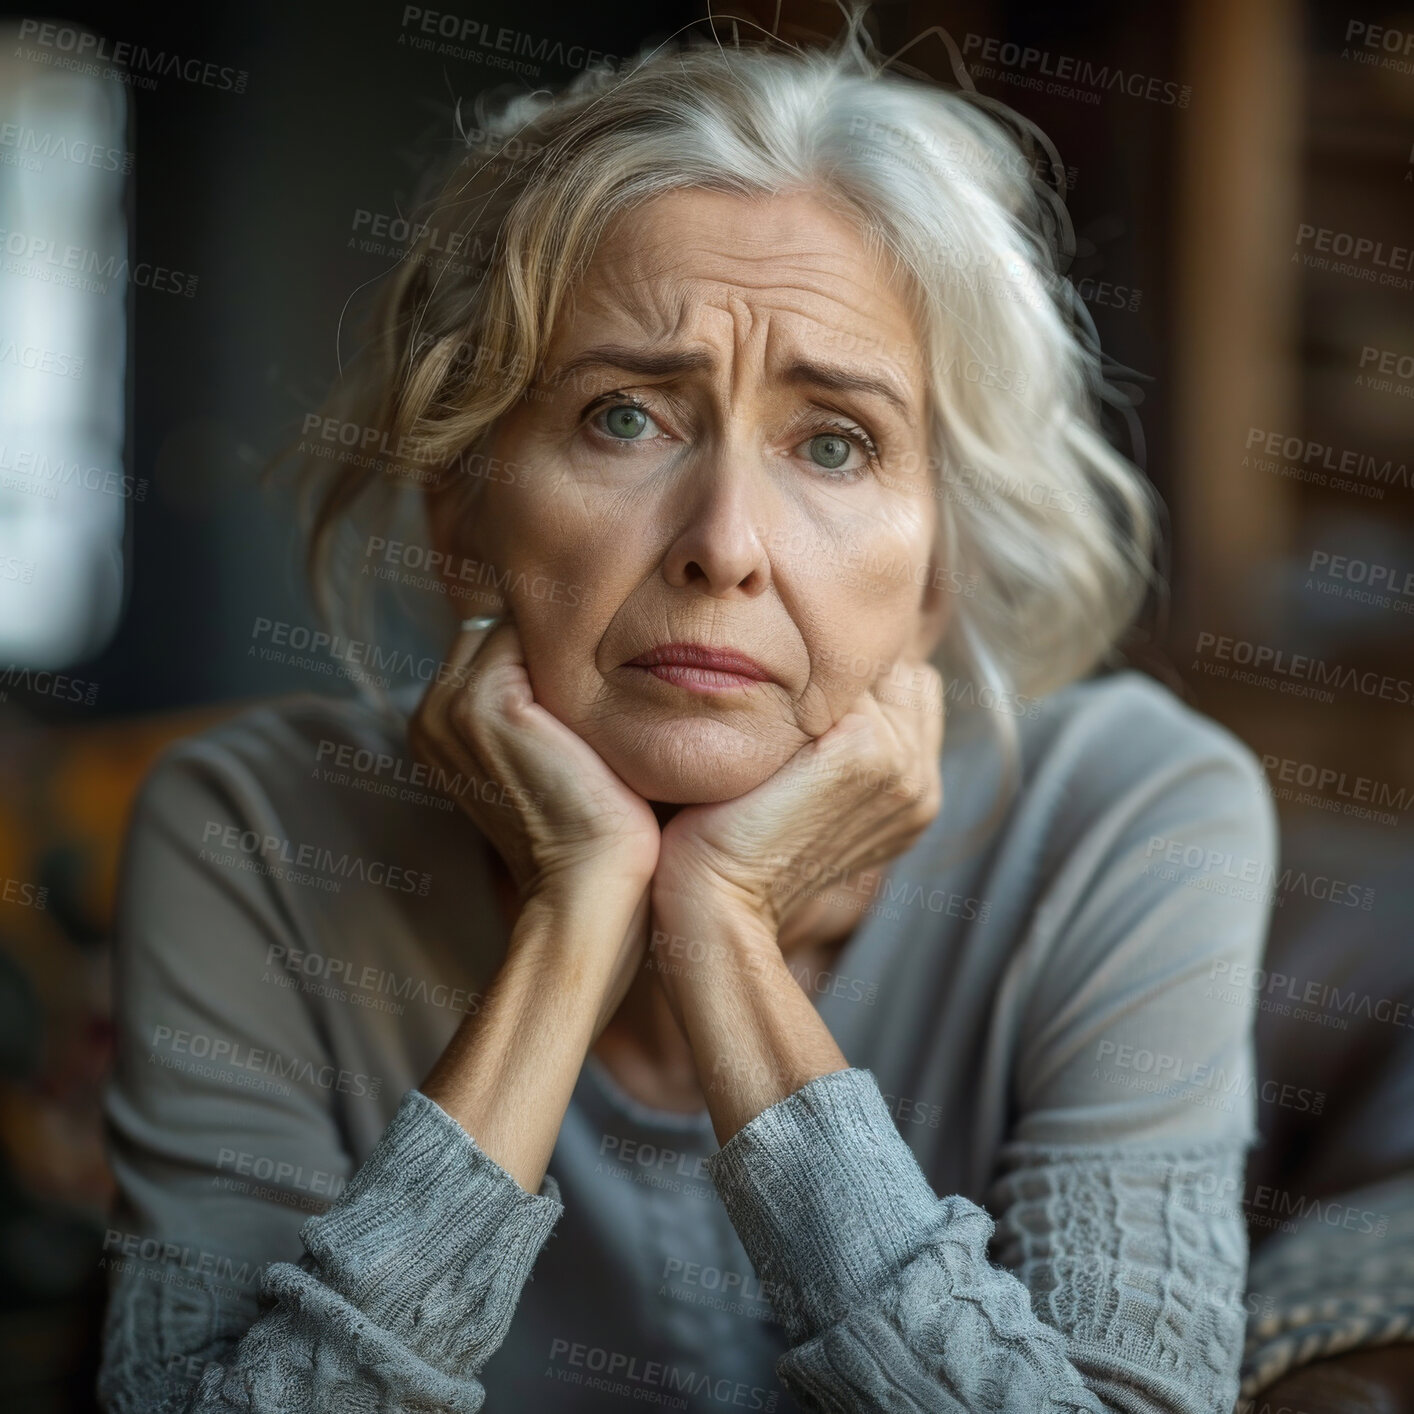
[99,670,1317,1412]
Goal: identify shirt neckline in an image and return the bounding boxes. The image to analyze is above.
[574,869,902,1132]
[580,1051,718,1133]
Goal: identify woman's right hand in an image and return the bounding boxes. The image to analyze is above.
[409,615,662,904]
[411,616,663,1183]
[409,616,661,1036]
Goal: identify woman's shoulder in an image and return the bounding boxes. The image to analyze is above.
[135,690,410,806]
[125,689,445,865]
[153,689,406,771]
[965,668,1276,864]
[117,689,478,976]
[934,669,1275,887]
[1024,668,1266,782]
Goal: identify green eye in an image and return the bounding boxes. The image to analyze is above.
[603,404,649,439]
[808,433,852,469]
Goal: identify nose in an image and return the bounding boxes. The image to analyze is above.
[660,435,773,599]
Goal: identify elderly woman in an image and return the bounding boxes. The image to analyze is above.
[97,19,1277,1414]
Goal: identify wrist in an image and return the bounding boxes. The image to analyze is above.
[651,864,777,942]
[520,869,648,939]
[669,916,847,1145]
[649,898,781,1008]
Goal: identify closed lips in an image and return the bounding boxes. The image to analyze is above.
[627,644,773,682]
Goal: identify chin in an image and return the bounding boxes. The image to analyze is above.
[597,717,790,806]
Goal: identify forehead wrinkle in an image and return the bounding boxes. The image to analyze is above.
[685,268,925,400]
[594,215,902,304]
[690,261,903,319]
[567,234,925,409]
[575,282,919,383]
[582,210,907,320]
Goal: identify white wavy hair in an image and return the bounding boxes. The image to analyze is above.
[296,9,1159,762]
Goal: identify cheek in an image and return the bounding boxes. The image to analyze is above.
[485,453,640,580]
[475,481,638,715]
[787,509,934,705]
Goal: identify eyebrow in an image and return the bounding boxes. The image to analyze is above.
[546,346,715,384]
[781,358,914,422]
[544,345,916,423]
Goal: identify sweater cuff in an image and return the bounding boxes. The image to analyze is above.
[706,1066,959,1344]
[299,1088,563,1373]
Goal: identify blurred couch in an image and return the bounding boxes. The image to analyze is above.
[1237,811,1414,1412]
[0,700,234,1414]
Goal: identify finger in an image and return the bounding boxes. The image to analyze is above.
[412,714,486,807]
[899,661,945,763]
[409,614,507,779]
[872,661,942,750]
[448,618,632,808]
[866,661,945,802]
[443,610,513,692]
[872,658,943,721]
[926,665,945,759]
[739,705,885,811]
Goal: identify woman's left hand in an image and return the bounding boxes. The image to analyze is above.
[644,659,944,1142]
[651,659,946,953]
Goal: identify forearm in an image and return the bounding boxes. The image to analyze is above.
[660,908,1243,1412]
[102,889,619,1412]
[705,1068,1246,1414]
[421,877,644,1190]
[657,901,848,1146]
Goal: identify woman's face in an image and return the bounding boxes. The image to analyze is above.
[436,187,946,804]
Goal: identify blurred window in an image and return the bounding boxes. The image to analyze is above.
[0,23,129,667]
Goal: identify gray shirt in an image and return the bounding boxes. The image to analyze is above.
[96,669,1281,1412]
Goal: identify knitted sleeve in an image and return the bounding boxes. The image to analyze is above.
[707,717,1279,1413]
[96,738,562,1412]
[100,1090,561,1413]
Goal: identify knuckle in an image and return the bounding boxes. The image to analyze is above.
[446,690,485,745]
[479,662,532,720]
[861,741,894,778]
